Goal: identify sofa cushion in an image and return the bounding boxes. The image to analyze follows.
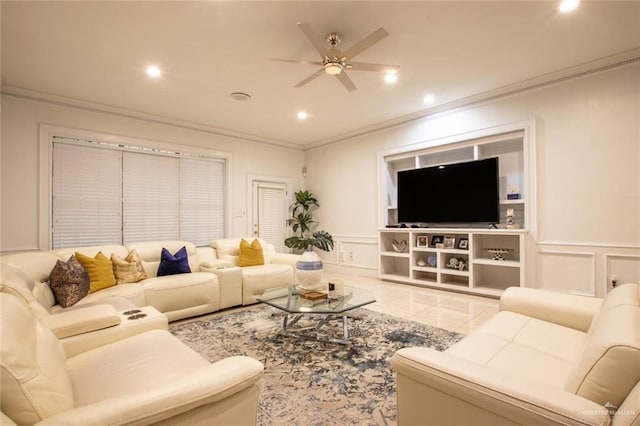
[140,272,219,314]
[238,239,264,267]
[75,251,117,293]
[565,283,640,407]
[212,238,272,266]
[126,241,200,277]
[157,246,191,276]
[446,311,586,388]
[67,329,210,407]
[48,255,90,308]
[111,250,147,284]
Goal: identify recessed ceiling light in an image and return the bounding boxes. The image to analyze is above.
[229,92,251,101]
[297,111,308,120]
[145,65,162,78]
[558,0,579,13]
[423,94,436,105]
[384,73,398,84]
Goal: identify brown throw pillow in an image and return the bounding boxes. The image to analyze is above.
[111,250,147,284]
[48,255,90,308]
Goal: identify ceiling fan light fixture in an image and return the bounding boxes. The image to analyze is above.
[324,63,343,75]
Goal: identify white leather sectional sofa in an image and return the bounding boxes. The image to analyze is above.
[0,238,298,425]
[392,283,640,426]
[0,239,298,355]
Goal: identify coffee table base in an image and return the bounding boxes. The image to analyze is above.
[280,313,351,344]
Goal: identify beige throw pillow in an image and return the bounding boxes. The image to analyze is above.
[111,250,148,284]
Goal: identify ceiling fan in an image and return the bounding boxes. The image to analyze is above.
[267,22,399,92]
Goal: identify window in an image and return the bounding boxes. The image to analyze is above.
[51,135,227,248]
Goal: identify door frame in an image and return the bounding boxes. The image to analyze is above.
[246,174,293,243]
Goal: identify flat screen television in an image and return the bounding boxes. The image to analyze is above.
[397,157,499,225]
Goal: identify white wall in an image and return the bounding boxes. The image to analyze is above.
[306,63,640,296]
[0,95,305,252]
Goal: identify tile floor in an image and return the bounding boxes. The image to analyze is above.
[324,264,499,335]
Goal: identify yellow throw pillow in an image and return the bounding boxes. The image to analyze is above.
[238,238,264,267]
[75,251,116,293]
[111,250,148,284]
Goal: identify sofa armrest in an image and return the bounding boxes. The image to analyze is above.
[40,304,121,339]
[270,252,300,268]
[392,347,611,426]
[36,356,264,425]
[500,287,603,332]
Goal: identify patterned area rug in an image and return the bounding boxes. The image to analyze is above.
[169,304,463,425]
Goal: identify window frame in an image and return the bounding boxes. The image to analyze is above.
[39,124,233,250]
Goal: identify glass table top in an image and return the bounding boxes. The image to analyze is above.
[257,284,376,315]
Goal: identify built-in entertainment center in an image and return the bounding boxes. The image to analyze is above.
[378,126,533,296]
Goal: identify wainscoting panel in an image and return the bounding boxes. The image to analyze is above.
[536,250,596,296]
[318,235,378,270]
[604,254,640,292]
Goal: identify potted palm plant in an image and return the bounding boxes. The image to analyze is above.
[285,190,334,289]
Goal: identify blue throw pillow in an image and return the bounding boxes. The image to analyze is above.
[157,246,191,276]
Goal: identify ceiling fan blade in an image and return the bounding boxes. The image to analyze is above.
[294,69,325,88]
[342,28,388,60]
[348,62,400,73]
[297,22,330,58]
[336,72,357,92]
[266,58,323,66]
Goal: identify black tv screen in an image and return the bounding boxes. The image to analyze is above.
[397,158,499,225]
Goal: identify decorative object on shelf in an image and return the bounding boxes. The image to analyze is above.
[391,239,407,253]
[430,235,444,247]
[427,255,437,267]
[296,248,325,290]
[507,185,521,200]
[506,208,516,230]
[446,257,467,271]
[416,236,428,247]
[435,243,444,249]
[457,237,469,250]
[417,258,427,267]
[486,248,511,261]
[443,236,455,249]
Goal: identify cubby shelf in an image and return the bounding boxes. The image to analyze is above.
[379,228,526,296]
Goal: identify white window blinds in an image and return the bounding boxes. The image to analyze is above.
[180,158,226,246]
[51,136,227,248]
[256,183,287,253]
[122,152,180,243]
[52,142,123,248]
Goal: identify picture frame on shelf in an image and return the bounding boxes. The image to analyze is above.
[443,236,456,249]
[416,236,428,247]
[430,235,444,247]
[457,237,469,250]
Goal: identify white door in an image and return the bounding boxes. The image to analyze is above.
[252,181,288,253]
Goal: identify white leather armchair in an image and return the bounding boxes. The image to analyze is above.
[392,284,640,426]
[0,293,264,425]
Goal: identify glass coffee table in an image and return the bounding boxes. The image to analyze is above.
[257,284,376,344]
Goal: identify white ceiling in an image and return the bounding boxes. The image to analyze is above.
[2,1,639,149]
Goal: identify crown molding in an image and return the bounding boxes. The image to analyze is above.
[0,86,306,152]
[3,47,639,152]
[305,46,640,151]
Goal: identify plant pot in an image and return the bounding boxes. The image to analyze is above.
[296,248,324,291]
